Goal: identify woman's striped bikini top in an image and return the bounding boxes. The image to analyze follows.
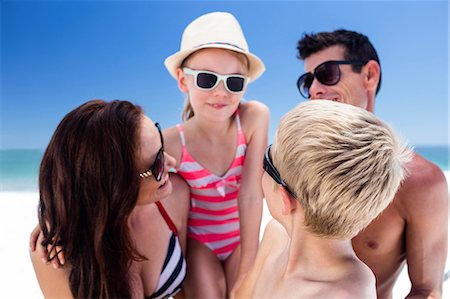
[145,201,186,299]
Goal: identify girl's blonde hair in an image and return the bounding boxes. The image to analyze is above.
[273,100,411,239]
[180,49,249,122]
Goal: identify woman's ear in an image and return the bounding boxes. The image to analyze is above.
[176,68,189,93]
[279,186,297,215]
[363,60,380,93]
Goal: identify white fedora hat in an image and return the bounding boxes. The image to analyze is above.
[164,12,265,81]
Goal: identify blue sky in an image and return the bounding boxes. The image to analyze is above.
[1,0,449,149]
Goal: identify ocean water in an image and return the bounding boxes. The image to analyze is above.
[0,149,44,191]
[0,146,449,191]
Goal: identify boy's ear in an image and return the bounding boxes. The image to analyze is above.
[279,186,296,215]
[176,68,189,93]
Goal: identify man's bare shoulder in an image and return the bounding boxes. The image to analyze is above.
[392,153,448,297]
[395,153,448,215]
[406,153,446,184]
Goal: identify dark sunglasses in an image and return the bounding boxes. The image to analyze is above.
[297,60,368,98]
[263,144,295,197]
[138,122,165,181]
[183,67,248,94]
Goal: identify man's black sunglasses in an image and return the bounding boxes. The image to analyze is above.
[138,122,165,181]
[297,60,368,98]
[263,144,295,197]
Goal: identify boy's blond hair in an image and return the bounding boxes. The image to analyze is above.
[272,100,411,239]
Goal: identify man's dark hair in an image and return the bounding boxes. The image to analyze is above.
[297,29,381,95]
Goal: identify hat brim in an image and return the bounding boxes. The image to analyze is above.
[164,43,265,81]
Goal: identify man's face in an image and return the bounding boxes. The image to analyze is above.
[303,45,371,111]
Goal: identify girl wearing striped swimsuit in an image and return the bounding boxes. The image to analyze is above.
[163,12,269,299]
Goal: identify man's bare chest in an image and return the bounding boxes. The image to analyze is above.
[352,203,405,257]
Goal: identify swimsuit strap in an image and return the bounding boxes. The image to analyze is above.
[235,109,243,132]
[235,108,247,146]
[155,201,178,236]
[176,124,186,147]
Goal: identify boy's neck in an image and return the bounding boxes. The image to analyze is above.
[283,218,358,279]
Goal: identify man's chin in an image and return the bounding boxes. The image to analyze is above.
[311,97,341,103]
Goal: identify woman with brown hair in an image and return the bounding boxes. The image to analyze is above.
[30,99,189,298]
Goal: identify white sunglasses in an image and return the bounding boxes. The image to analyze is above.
[183,67,249,94]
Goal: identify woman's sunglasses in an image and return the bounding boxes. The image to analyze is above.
[139,122,165,181]
[263,144,295,197]
[297,60,367,98]
[183,67,248,94]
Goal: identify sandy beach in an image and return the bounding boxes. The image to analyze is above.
[2,171,449,298]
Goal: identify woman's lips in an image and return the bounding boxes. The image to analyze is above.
[158,180,168,189]
[158,173,170,189]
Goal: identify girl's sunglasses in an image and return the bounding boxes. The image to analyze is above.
[183,67,248,94]
[297,60,367,98]
[139,122,165,181]
[263,144,295,198]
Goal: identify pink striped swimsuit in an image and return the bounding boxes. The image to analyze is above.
[176,112,247,261]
